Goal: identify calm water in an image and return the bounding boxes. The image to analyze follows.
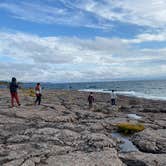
[111,132,138,153]
[2,80,166,100]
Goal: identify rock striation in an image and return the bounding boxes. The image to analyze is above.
[0,89,165,166]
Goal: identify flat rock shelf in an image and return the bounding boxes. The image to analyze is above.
[0,89,166,166]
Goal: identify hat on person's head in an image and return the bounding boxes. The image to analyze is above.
[12,77,16,82]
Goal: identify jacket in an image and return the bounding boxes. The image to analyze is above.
[10,82,18,93]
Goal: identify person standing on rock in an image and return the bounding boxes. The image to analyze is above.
[35,83,42,105]
[111,90,116,106]
[10,77,21,107]
[88,92,95,109]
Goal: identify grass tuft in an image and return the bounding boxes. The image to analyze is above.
[22,88,36,97]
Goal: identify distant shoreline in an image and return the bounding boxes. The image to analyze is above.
[1,85,166,101]
[1,79,166,101]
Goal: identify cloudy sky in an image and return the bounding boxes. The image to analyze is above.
[0,0,166,82]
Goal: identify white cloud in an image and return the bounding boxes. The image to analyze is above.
[0,1,112,30]
[1,1,166,82]
[1,0,166,30]
[1,0,166,32]
[122,32,166,44]
[1,31,166,82]
[73,0,166,28]
[0,32,131,65]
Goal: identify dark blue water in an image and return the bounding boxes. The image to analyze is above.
[2,80,166,100]
[24,80,166,100]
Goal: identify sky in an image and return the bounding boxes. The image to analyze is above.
[0,0,166,82]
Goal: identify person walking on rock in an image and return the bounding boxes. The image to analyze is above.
[111,90,116,106]
[10,77,21,107]
[88,92,94,109]
[35,83,42,105]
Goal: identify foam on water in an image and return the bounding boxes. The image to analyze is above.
[80,89,166,101]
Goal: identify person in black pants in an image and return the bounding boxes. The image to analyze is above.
[35,83,42,105]
[111,90,116,106]
[88,92,95,109]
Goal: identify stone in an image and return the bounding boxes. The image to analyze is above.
[131,129,166,153]
[0,89,166,165]
[7,135,30,143]
[3,159,24,166]
[120,152,166,166]
[47,149,123,166]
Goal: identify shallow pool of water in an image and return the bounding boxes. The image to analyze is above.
[127,114,142,120]
[112,132,138,153]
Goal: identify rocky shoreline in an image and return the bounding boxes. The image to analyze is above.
[0,89,166,166]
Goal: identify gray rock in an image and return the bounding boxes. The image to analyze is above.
[132,129,166,153]
[3,159,24,166]
[7,135,30,143]
[0,89,166,165]
[120,152,166,166]
[47,149,123,166]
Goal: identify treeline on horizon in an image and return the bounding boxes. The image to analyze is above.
[0,81,23,86]
[0,81,9,86]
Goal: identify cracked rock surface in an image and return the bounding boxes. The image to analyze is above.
[0,89,166,166]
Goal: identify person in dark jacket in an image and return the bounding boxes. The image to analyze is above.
[111,90,116,106]
[35,83,42,105]
[88,92,94,109]
[10,77,20,107]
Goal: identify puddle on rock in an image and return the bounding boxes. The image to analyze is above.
[112,132,138,153]
[127,114,142,120]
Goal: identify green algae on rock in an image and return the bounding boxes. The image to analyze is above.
[117,123,145,134]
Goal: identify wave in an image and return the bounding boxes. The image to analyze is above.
[79,89,166,101]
